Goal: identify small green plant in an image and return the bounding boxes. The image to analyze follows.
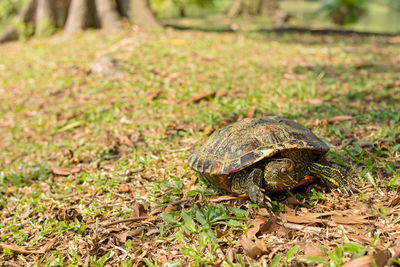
[300,235,380,266]
[151,0,214,18]
[307,188,327,206]
[143,258,182,267]
[149,176,184,205]
[159,203,248,264]
[90,251,115,267]
[260,245,300,267]
[381,163,400,190]
[269,254,281,267]
[320,0,367,25]
[0,0,25,20]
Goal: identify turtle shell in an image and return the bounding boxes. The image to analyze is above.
[188,116,329,187]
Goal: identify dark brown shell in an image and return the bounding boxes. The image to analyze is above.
[188,116,329,177]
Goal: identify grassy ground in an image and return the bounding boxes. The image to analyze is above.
[0,28,400,266]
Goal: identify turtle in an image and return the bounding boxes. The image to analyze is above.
[188,116,354,204]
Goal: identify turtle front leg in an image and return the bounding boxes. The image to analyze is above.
[231,168,268,205]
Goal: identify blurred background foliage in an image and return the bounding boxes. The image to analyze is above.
[0,0,25,20]
[1,0,399,33]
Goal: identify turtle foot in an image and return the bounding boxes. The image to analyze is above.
[248,185,272,207]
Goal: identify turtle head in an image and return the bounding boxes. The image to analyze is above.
[263,158,297,190]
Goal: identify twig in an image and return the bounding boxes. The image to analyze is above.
[0,240,55,255]
[48,192,78,200]
[283,222,322,233]
[170,198,188,206]
[98,199,136,209]
[102,216,150,227]
[114,245,131,261]
[84,254,90,267]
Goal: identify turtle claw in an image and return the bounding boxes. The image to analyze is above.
[336,185,354,196]
[263,195,272,208]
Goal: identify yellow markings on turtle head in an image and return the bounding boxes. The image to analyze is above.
[287,174,295,183]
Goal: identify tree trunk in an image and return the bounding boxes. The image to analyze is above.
[95,0,122,29]
[130,0,162,29]
[0,0,163,44]
[0,0,37,43]
[259,0,278,16]
[227,0,243,17]
[178,5,186,17]
[227,0,278,17]
[64,0,88,34]
[35,0,56,35]
[116,0,130,17]
[86,0,100,27]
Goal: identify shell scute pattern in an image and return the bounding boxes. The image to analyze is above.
[189,116,329,180]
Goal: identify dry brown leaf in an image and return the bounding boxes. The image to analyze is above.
[183,175,198,194]
[182,91,217,106]
[145,89,163,102]
[283,223,323,233]
[284,214,323,224]
[215,225,228,238]
[211,261,223,267]
[246,106,257,118]
[236,115,244,121]
[254,237,268,252]
[259,218,280,234]
[0,240,55,255]
[131,203,147,218]
[181,91,227,106]
[225,247,235,263]
[208,194,247,202]
[241,236,263,259]
[307,99,323,105]
[61,148,74,159]
[374,250,390,267]
[117,183,130,193]
[163,204,177,213]
[341,255,373,267]
[346,234,373,245]
[327,115,354,123]
[55,208,82,222]
[284,205,296,216]
[145,228,160,236]
[20,205,31,220]
[257,208,270,217]
[395,133,400,143]
[333,216,370,224]
[303,243,325,258]
[246,217,268,239]
[388,244,400,266]
[149,207,163,215]
[285,195,303,207]
[133,250,148,265]
[385,80,400,88]
[103,216,151,227]
[118,134,133,146]
[389,187,400,207]
[50,165,81,176]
